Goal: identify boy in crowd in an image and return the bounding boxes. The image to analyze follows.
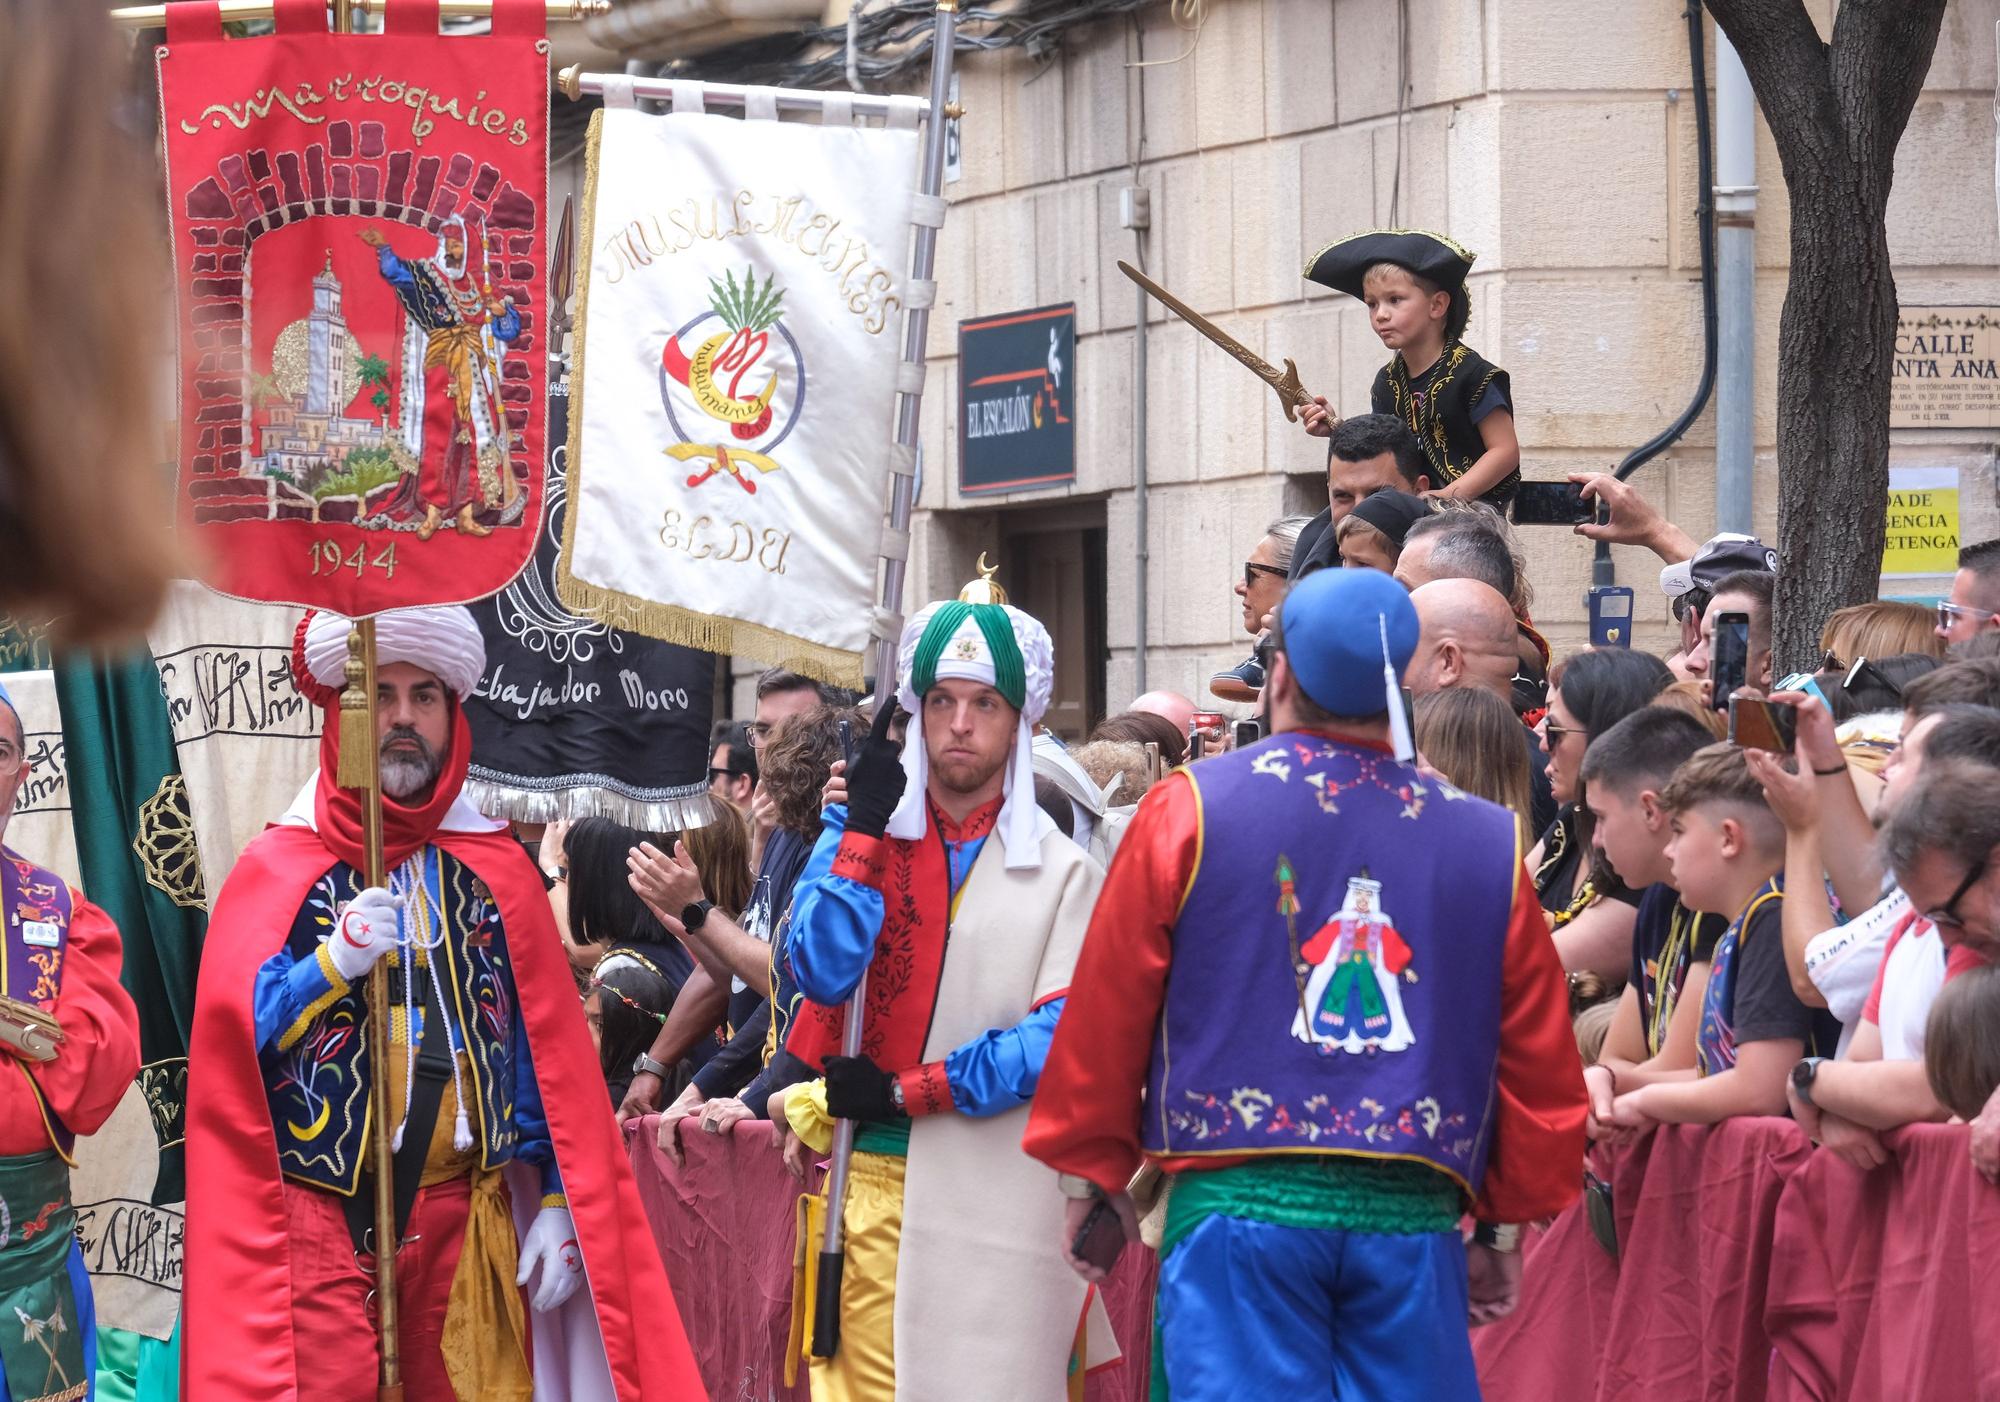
[1576,707,1729,1136]
[1607,744,1831,1127]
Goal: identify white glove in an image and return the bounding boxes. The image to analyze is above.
[327,887,402,982]
[515,1205,583,1313]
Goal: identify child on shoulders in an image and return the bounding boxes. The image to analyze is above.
[1300,229,1521,509]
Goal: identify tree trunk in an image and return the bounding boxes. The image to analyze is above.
[1703,0,1946,671]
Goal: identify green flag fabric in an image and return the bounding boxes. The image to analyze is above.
[54,648,206,1205]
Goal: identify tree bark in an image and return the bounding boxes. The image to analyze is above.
[1702,0,1946,670]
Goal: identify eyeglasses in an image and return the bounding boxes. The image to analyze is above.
[0,739,20,778]
[1542,720,1584,744]
[1926,852,1991,934]
[745,722,773,749]
[1937,600,1998,632]
[1243,561,1287,591]
[708,767,737,785]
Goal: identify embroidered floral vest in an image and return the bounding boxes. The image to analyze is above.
[1142,735,1519,1197]
[262,849,522,1196]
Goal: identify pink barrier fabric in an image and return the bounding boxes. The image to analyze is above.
[1477,1118,1999,1402]
[625,1115,1157,1401]
[1766,1122,2000,1402]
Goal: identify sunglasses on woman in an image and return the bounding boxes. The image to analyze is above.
[1243,561,1287,591]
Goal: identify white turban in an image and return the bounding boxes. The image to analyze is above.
[886,599,1055,869]
[301,606,486,702]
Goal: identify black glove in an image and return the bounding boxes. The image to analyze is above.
[824,1054,902,1123]
[842,702,907,839]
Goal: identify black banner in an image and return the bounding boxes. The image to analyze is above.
[959,303,1077,495]
[464,376,720,829]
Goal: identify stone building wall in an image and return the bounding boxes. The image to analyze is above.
[896,0,2000,715]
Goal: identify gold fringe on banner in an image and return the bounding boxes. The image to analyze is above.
[554,573,866,690]
[554,108,870,694]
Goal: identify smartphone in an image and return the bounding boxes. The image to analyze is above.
[1070,1197,1126,1275]
[1510,480,1594,527]
[1588,586,1634,648]
[837,717,858,769]
[1729,696,1797,754]
[1709,612,1750,712]
[1232,718,1263,750]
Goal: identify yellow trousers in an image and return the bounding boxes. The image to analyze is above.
[792,1150,1090,1402]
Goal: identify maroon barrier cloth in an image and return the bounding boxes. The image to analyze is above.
[1766,1122,2000,1402]
[1471,1198,1619,1397]
[1478,1120,1813,1402]
[626,1115,1158,1401]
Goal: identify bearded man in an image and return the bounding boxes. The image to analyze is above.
[779,586,1116,1400]
[184,606,699,1400]
[0,680,139,1402]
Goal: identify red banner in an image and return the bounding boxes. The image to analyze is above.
[157,0,549,615]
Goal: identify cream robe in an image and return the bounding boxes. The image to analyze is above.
[890,812,1119,1400]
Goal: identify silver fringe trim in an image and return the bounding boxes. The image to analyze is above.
[463,772,723,831]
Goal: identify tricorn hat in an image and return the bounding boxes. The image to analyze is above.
[1304,228,1477,300]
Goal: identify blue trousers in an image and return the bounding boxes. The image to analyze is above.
[1156,1215,1479,1402]
[0,1240,98,1402]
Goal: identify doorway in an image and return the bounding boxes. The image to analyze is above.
[1002,507,1106,742]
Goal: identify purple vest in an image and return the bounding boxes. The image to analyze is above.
[2,847,76,1155]
[1142,734,1519,1197]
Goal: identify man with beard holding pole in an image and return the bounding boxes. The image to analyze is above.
[184,606,700,1399]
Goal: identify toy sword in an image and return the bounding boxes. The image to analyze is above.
[1117,260,1322,424]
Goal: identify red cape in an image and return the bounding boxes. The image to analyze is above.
[183,815,703,1398]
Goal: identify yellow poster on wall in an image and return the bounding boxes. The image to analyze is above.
[1882,466,1960,577]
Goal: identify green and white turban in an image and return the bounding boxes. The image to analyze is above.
[887,599,1056,867]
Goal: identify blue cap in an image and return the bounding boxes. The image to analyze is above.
[1279,567,1420,717]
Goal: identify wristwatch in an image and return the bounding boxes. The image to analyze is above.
[680,899,714,934]
[1791,1056,1828,1108]
[631,1052,672,1081]
[889,1080,906,1112]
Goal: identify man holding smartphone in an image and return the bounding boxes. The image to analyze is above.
[1685,569,1777,706]
[1024,569,1584,1399]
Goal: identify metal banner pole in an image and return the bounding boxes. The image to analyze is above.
[811,0,961,1361]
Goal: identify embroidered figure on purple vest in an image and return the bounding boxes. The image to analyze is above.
[1292,876,1418,1054]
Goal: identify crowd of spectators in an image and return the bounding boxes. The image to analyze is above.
[538,413,2000,1352]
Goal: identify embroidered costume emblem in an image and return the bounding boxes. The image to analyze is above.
[1290,875,1419,1056]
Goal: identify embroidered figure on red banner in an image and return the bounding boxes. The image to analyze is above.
[360,218,523,540]
[1293,874,1418,1055]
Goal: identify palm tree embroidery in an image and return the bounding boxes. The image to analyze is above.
[355,352,392,414]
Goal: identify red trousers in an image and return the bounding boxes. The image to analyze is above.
[284,1175,480,1400]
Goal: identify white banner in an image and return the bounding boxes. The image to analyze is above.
[559,101,921,685]
[146,582,320,888]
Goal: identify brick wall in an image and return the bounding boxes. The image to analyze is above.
[179,117,541,524]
